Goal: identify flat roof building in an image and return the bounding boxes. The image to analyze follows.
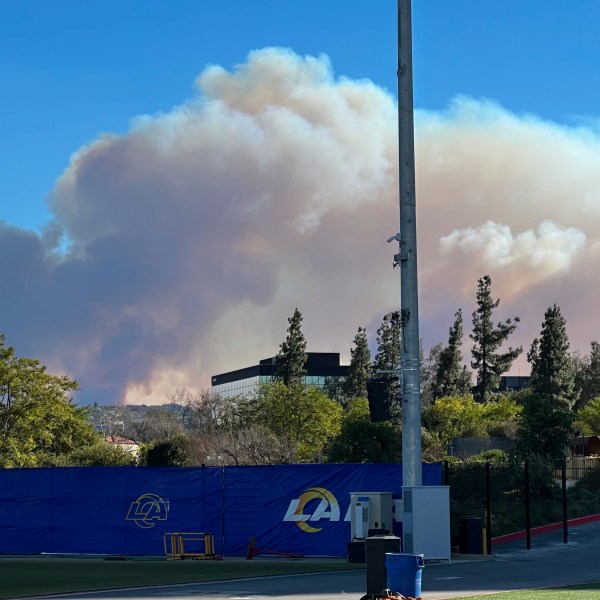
[497,375,530,393]
[211,352,348,398]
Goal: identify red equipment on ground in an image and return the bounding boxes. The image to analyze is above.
[245,536,303,560]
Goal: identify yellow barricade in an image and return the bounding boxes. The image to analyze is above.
[163,532,215,560]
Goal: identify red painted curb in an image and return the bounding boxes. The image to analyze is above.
[491,513,600,545]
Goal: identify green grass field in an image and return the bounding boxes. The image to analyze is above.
[0,556,363,598]
[2,557,600,599]
[451,583,600,600]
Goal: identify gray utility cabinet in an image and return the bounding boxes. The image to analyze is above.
[401,485,451,561]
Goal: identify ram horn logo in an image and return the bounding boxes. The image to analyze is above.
[126,493,170,528]
[283,487,340,533]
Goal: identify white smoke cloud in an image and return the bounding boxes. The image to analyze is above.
[440,219,586,275]
[2,49,600,404]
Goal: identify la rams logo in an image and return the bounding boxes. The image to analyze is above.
[126,493,170,528]
[283,487,340,533]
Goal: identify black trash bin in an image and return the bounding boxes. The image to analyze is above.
[347,540,366,563]
[459,516,483,554]
[365,535,402,594]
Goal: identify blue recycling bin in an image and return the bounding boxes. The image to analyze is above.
[385,553,424,598]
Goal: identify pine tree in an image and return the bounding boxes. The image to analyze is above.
[516,305,576,460]
[344,327,372,400]
[420,342,442,408]
[373,312,402,416]
[432,309,472,401]
[470,275,522,402]
[373,312,401,374]
[274,308,307,387]
[574,341,600,410]
[527,305,577,407]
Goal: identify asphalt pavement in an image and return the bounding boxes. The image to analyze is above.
[19,521,600,600]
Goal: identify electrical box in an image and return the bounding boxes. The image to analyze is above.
[401,486,451,561]
[349,492,393,539]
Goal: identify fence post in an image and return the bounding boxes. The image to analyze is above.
[525,458,531,550]
[221,467,226,554]
[562,457,568,544]
[485,462,492,555]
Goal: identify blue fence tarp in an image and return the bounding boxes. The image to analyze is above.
[0,463,441,556]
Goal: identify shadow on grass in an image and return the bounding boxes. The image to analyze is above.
[0,556,364,599]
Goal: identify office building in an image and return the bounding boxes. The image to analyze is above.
[211,352,348,398]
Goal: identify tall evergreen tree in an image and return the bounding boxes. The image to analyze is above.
[373,312,401,374]
[274,308,307,387]
[373,312,402,416]
[432,309,472,401]
[420,342,442,408]
[344,327,372,400]
[470,275,522,402]
[574,341,600,410]
[527,305,577,406]
[516,305,576,460]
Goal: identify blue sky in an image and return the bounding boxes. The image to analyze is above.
[2,0,599,232]
[2,1,600,403]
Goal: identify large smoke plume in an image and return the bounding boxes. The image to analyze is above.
[2,48,600,404]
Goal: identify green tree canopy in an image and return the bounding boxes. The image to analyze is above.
[527,305,577,407]
[424,395,488,446]
[574,341,600,410]
[432,309,472,401]
[484,394,522,436]
[274,308,307,387]
[516,305,576,460]
[373,312,401,416]
[576,396,600,435]
[343,327,372,400]
[420,342,442,408]
[326,398,401,463]
[251,381,343,461]
[40,441,136,467]
[470,275,522,402]
[141,433,191,467]
[423,394,521,448]
[373,312,401,374]
[0,334,99,467]
[516,390,574,461]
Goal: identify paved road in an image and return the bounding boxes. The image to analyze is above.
[21,522,600,600]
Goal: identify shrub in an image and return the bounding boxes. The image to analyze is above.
[466,449,510,466]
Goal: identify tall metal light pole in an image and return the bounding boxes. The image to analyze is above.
[397,0,422,487]
[392,2,452,559]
